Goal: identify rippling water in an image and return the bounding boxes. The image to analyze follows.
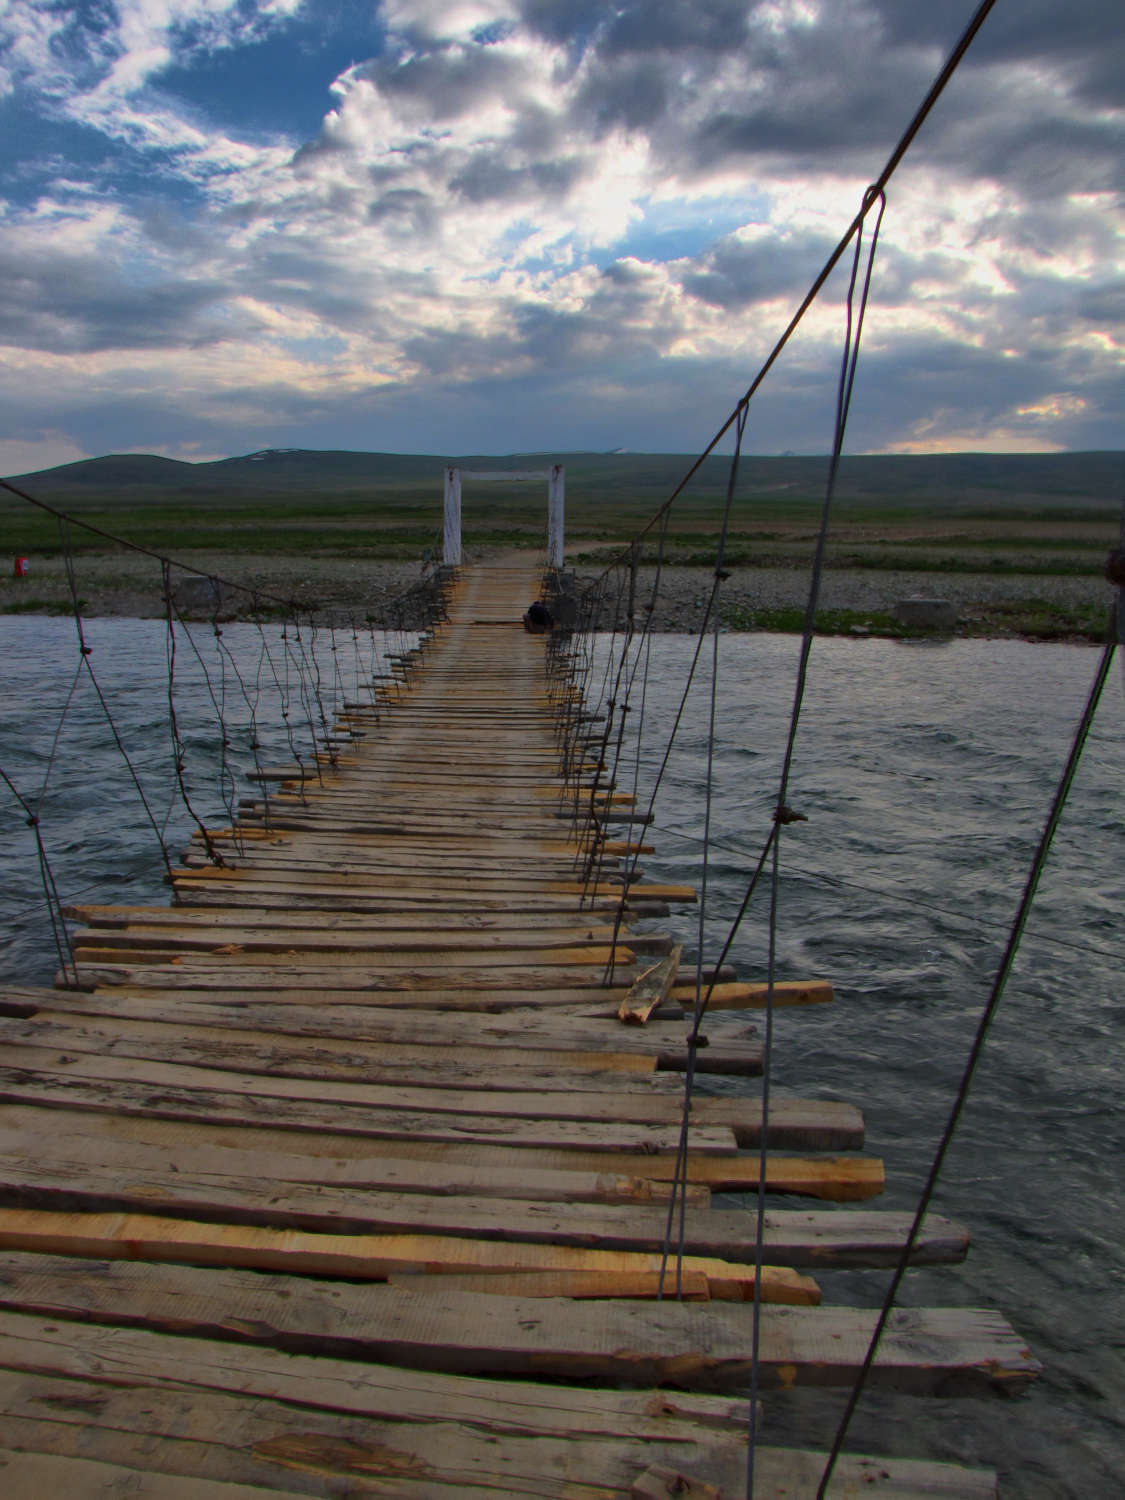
[1,617,1122,1496]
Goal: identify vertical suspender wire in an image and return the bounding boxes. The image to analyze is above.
[214,609,270,837]
[746,190,885,1500]
[59,521,175,883]
[658,402,749,1299]
[168,596,238,847]
[163,562,224,867]
[288,618,325,783]
[606,508,673,964]
[817,471,1125,1499]
[0,765,78,988]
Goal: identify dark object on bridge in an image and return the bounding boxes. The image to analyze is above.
[523,601,555,633]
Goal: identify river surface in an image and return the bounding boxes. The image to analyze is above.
[0,616,1122,1497]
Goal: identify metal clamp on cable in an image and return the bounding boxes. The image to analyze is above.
[686,1031,709,1049]
[774,803,807,824]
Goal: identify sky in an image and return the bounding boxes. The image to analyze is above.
[0,0,1121,473]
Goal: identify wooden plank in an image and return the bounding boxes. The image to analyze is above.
[633,1455,997,1499]
[0,1452,312,1500]
[65,903,611,933]
[0,1369,744,1499]
[620,946,682,1025]
[0,1307,747,1437]
[65,961,634,992]
[0,1254,1042,1394]
[0,1012,681,1093]
[69,943,633,970]
[667,980,834,1009]
[747,1450,998,1498]
[0,1103,882,1201]
[67,922,630,955]
[0,1042,865,1147]
[632,1466,720,1499]
[30,988,765,1076]
[0,1066,742,1155]
[0,1158,958,1267]
[0,1209,820,1301]
[0,1127,708,1208]
[386,1269,714,1300]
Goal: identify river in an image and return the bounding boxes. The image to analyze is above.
[0,615,1122,1496]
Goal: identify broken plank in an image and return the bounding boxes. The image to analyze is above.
[620,946,683,1025]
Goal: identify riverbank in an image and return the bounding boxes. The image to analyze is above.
[0,549,1114,641]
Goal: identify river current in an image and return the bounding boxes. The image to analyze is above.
[0,615,1121,1497]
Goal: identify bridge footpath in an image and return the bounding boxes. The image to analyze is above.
[0,560,1034,1495]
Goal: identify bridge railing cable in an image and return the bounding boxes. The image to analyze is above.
[0,478,452,987]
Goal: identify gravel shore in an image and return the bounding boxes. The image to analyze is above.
[632,563,1111,631]
[0,548,1111,635]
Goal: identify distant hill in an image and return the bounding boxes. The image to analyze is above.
[7,446,1122,513]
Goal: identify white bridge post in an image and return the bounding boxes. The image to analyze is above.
[547,464,565,571]
[443,467,462,566]
[443,463,563,569]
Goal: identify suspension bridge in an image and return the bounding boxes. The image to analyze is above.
[0,549,1043,1497]
[10,2,1123,1483]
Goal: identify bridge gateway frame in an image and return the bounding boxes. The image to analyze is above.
[443,464,565,569]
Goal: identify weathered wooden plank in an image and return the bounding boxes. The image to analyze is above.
[0,1451,313,1500]
[0,1012,680,1092]
[67,923,629,956]
[0,1042,864,1148]
[0,1210,820,1301]
[0,1066,741,1154]
[69,943,634,970]
[24,988,765,1076]
[0,1369,743,1499]
[0,1159,958,1267]
[65,960,633,992]
[168,867,694,900]
[386,1269,714,1300]
[631,1466,720,1500]
[0,1254,1041,1394]
[0,1127,707,1208]
[66,903,610,933]
[0,1102,881,1202]
[0,1308,747,1437]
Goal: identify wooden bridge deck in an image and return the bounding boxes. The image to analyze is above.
[0,560,1036,1496]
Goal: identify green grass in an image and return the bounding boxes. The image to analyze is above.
[3,448,1119,580]
[0,596,86,615]
[720,597,1111,642]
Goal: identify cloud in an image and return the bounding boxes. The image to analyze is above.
[0,0,1119,466]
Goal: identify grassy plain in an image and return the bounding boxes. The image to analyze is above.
[1,448,1120,638]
